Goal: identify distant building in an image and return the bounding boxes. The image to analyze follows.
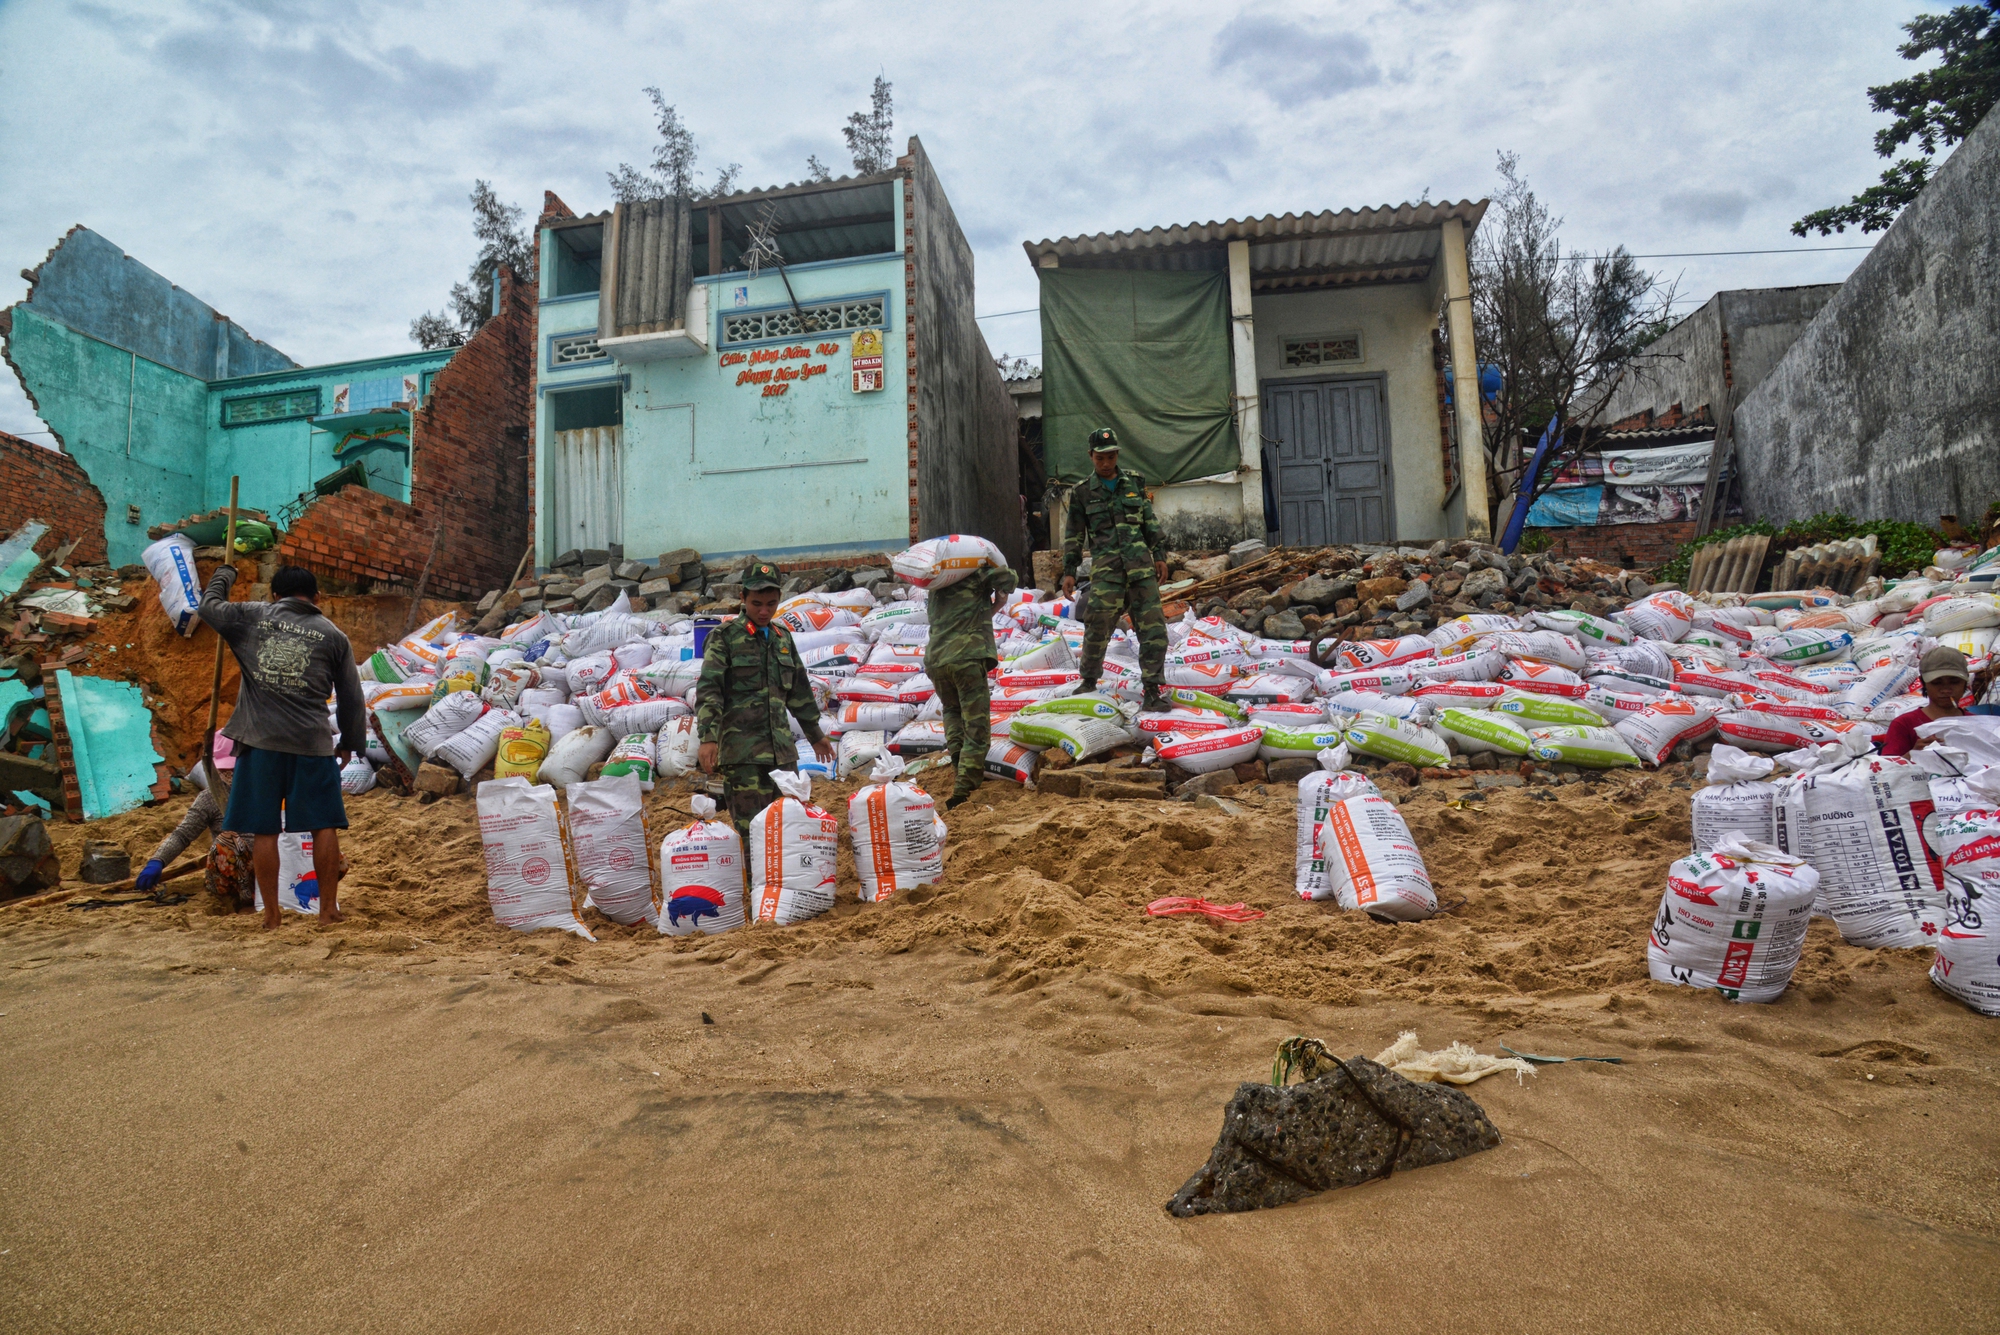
[532,137,1024,571]
[1025,200,1493,549]
[0,226,530,596]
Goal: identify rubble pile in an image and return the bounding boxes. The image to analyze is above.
[469,543,897,634]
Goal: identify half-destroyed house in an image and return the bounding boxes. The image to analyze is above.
[1027,200,1493,549]
[0,226,531,598]
[533,137,1024,571]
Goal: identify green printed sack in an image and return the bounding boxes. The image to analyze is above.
[1527,725,1640,769]
[1258,725,1348,761]
[1493,689,1604,726]
[1007,712,1136,761]
[1531,609,1631,645]
[1434,708,1532,756]
[1342,712,1451,768]
[1164,687,1246,721]
[1017,692,1127,720]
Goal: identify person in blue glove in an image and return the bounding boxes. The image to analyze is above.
[139,765,242,901]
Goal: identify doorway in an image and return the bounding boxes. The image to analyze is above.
[1261,374,1393,547]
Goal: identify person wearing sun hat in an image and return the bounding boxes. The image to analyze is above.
[1878,645,1973,756]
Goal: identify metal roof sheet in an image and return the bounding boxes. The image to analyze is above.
[1025,199,1488,291]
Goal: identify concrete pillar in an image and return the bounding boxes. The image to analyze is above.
[1440,218,1491,541]
[1226,239,1263,540]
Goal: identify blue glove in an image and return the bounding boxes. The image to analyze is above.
[135,859,164,891]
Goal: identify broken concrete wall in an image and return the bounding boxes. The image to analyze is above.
[1593,286,1839,430]
[0,430,108,565]
[903,138,1029,568]
[1733,108,2000,525]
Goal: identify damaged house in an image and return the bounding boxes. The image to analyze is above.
[533,137,1025,572]
[1,226,532,599]
[1027,200,1493,550]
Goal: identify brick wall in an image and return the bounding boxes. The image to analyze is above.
[0,430,108,565]
[1534,520,1695,570]
[273,265,535,599]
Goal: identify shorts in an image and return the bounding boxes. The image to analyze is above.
[222,744,349,836]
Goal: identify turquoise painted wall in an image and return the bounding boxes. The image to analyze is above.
[6,307,208,565]
[535,247,912,564]
[203,349,453,519]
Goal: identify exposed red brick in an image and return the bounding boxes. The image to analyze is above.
[1535,521,1696,570]
[0,430,109,565]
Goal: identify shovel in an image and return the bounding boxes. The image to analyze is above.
[199,477,241,805]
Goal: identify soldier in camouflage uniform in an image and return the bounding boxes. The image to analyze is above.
[926,559,1019,809]
[695,560,837,846]
[1061,428,1170,711]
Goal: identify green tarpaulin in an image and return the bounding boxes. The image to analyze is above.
[1038,269,1238,486]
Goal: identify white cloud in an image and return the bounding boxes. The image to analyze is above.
[0,0,1929,420]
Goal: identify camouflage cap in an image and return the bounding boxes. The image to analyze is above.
[1087,427,1119,452]
[741,560,783,592]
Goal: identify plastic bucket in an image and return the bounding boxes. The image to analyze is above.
[691,617,725,657]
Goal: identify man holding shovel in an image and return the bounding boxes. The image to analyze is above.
[199,564,365,927]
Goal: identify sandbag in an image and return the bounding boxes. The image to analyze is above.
[1298,746,1434,920]
[475,777,592,939]
[1155,726,1264,774]
[659,795,746,936]
[433,706,517,780]
[1245,703,1330,728]
[564,653,618,696]
[848,755,945,902]
[985,740,1038,784]
[1526,726,1640,768]
[1136,708,1238,737]
[600,699,683,735]
[1931,773,2000,1014]
[482,663,538,710]
[1434,708,1531,756]
[1008,710,1137,761]
[1334,635,1434,671]
[538,724,617,789]
[1614,698,1723,766]
[1648,837,1818,1003]
[1409,649,1506,683]
[142,534,203,637]
[748,771,840,925]
[1481,630,1588,672]
[1411,681,1507,708]
[1531,609,1632,646]
[1620,591,1696,642]
[833,701,919,733]
[339,755,377,796]
[1342,713,1451,768]
[565,775,655,926]
[1753,627,1854,665]
[1692,745,1778,852]
[404,692,490,759]
[561,613,654,659]
[891,534,1008,590]
[1324,667,1420,697]
[1224,672,1315,706]
[838,728,889,777]
[1161,687,1246,720]
[1493,690,1604,727]
[1294,744,1380,899]
[889,720,948,754]
[1258,723,1347,762]
[1920,597,2000,633]
[1773,754,1947,946]
[493,720,551,781]
[542,702,585,746]
[1322,690,1431,724]
[259,833,327,916]
[600,733,657,790]
[1494,660,1587,696]
[655,716,701,779]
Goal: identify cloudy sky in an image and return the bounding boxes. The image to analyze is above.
[0,0,1932,441]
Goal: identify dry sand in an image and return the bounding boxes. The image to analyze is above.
[4,766,1999,1333]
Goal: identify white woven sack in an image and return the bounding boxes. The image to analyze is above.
[1295,745,1379,900]
[404,692,490,759]
[561,613,653,659]
[1155,725,1262,773]
[475,776,592,940]
[566,775,655,926]
[1303,747,1434,921]
[538,724,617,789]
[339,755,378,796]
[1647,837,1818,1002]
[1323,690,1430,723]
[1691,745,1778,852]
[541,702,584,746]
[564,653,617,695]
[655,716,700,778]
[659,795,745,936]
[1613,698,1723,766]
[258,833,326,916]
[1931,772,2000,1015]
[1773,753,1947,945]
[1619,591,1696,643]
[848,755,945,902]
[141,534,202,637]
[1258,724,1347,762]
[838,728,888,777]
[891,535,1007,590]
[748,771,840,925]
[984,739,1037,784]
[434,706,520,780]
[1920,597,2000,633]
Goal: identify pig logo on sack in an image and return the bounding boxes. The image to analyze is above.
[668,885,725,928]
[289,869,319,910]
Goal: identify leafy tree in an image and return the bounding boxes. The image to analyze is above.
[843,76,895,173]
[804,154,835,183]
[409,180,535,349]
[1469,153,1678,527]
[607,87,740,203]
[1794,2,2000,235]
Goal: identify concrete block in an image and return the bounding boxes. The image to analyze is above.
[553,549,583,568]
[579,564,613,584]
[638,578,676,597]
[413,762,462,796]
[615,561,648,582]
[1174,770,1238,799]
[1037,770,1088,798]
[1193,795,1246,816]
[1265,757,1318,785]
[543,596,577,613]
[1473,773,1522,789]
[576,549,609,566]
[476,590,500,613]
[0,814,61,898]
[657,547,700,570]
[583,585,623,612]
[572,577,609,605]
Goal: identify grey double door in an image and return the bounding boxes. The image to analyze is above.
[1263,376,1392,547]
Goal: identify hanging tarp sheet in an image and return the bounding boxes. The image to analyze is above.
[1039,269,1237,485]
[1526,485,1605,528]
[1549,440,1714,488]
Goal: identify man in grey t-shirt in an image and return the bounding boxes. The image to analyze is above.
[199,564,365,928]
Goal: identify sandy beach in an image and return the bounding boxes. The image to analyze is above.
[4,768,1998,1333]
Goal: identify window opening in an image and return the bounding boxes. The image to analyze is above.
[1282,334,1363,368]
[551,224,603,297]
[551,333,605,366]
[550,385,622,432]
[220,387,320,427]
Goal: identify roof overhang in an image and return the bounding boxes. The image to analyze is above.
[1024,199,1488,294]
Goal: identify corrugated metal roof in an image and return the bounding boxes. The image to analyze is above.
[1025,199,1488,291]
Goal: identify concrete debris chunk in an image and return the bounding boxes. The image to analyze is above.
[1166,1054,1502,1217]
[0,814,61,899]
